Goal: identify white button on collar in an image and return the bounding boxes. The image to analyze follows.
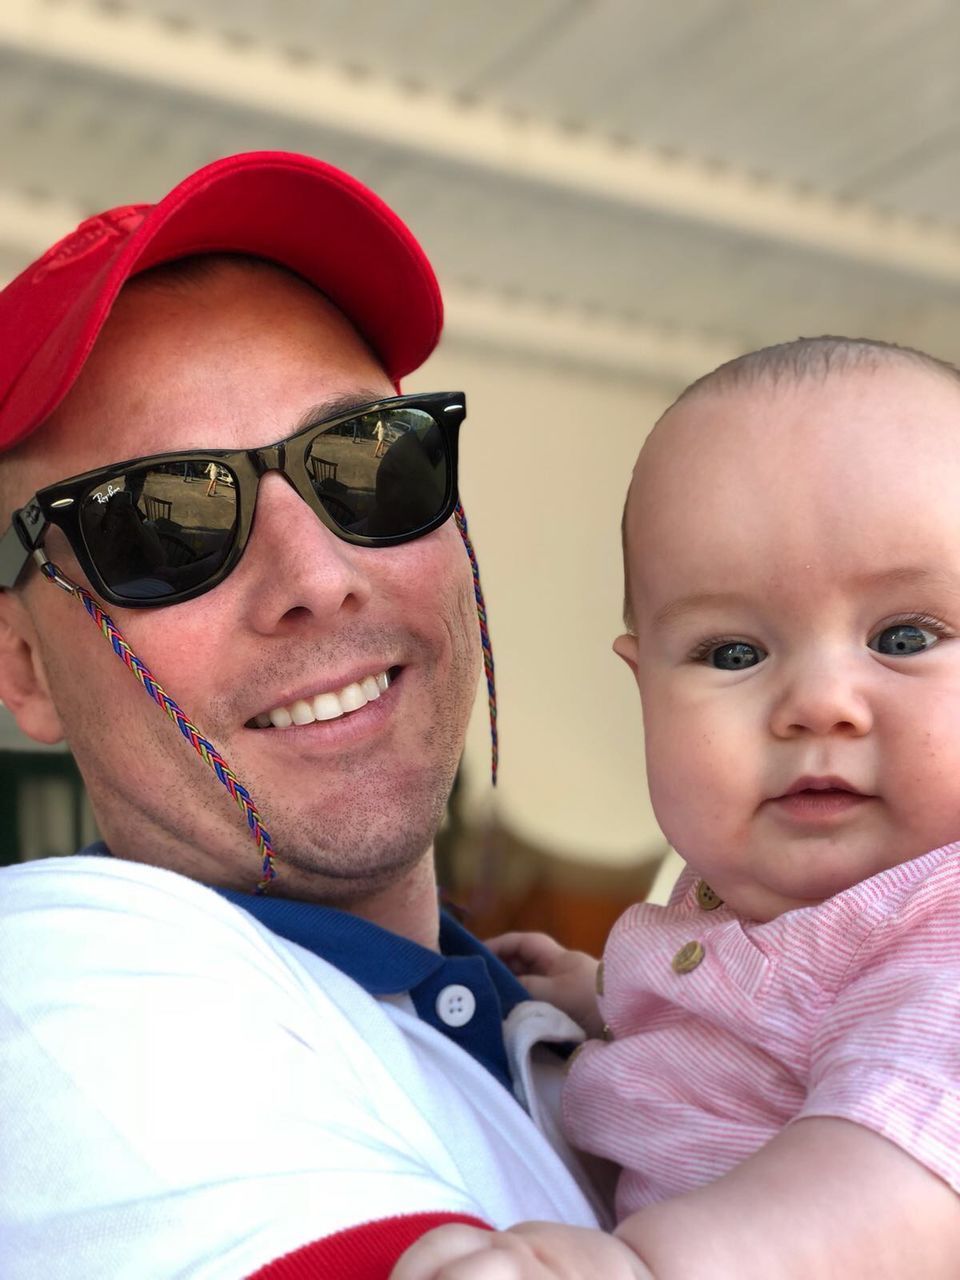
[435,983,476,1027]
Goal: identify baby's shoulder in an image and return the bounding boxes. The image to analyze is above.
[824,844,960,985]
[863,843,960,929]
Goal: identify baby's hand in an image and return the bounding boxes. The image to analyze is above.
[486,931,603,1037]
[390,1221,652,1279]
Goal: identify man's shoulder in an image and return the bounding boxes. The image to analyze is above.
[2,851,206,894]
[0,854,246,940]
[0,855,418,1114]
[0,854,368,1014]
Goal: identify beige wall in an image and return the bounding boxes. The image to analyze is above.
[410,338,680,869]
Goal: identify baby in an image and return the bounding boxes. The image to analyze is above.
[394,336,960,1278]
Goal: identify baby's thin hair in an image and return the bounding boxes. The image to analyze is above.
[674,334,960,408]
[620,335,960,633]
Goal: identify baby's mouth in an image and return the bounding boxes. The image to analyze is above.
[780,775,864,800]
[769,776,871,819]
[248,668,395,729]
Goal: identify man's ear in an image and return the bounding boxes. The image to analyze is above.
[0,592,65,745]
[613,631,641,684]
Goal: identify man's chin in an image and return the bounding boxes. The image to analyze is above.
[264,819,438,899]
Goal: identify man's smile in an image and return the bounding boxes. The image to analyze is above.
[250,668,395,729]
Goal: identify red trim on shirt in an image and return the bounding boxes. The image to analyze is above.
[247,1213,491,1278]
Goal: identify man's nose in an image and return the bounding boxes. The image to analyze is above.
[237,471,372,632]
[768,656,873,739]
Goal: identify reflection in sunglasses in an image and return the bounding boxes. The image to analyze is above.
[1,392,463,609]
[83,468,239,599]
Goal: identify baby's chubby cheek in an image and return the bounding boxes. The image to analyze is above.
[645,743,699,839]
[643,713,735,844]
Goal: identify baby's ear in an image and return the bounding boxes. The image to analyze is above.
[613,632,640,682]
[0,592,65,745]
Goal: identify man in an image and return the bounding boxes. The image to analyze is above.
[0,152,602,1278]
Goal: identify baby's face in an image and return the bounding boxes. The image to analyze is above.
[617,362,960,921]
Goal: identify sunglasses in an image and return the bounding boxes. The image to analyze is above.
[0,391,465,608]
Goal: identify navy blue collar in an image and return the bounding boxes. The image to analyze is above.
[216,883,528,1007]
[82,843,530,1091]
[215,886,531,1090]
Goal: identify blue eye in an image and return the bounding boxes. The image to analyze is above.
[869,624,938,656]
[708,642,765,670]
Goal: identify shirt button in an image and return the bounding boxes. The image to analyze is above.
[672,940,705,974]
[696,880,724,911]
[435,983,477,1027]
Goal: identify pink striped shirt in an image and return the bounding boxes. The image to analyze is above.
[563,843,960,1221]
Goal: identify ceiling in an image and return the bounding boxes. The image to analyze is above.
[3,0,960,383]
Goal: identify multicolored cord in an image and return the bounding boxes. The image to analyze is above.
[37,505,495,893]
[454,501,498,785]
[39,561,278,893]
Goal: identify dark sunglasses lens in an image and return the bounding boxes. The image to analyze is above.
[304,407,448,539]
[79,461,239,599]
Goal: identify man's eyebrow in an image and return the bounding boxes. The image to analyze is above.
[293,389,391,431]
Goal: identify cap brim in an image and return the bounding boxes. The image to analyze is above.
[0,151,443,451]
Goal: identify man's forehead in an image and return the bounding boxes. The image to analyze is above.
[0,260,391,505]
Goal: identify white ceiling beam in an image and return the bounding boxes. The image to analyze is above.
[4,0,960,285]
[0,184,733,383]
[441,286,738,385]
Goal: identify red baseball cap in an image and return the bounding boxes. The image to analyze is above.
[0,150,443,454]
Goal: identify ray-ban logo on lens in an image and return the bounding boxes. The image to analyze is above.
[92,484,123,504]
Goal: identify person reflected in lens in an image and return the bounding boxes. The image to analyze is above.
[92,489,166,593]
[366,425,445,539]
[374,416,387,457]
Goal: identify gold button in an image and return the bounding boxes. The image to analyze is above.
[672,940,705,974]
[601,1023,615,1041]
[595,960,605,997]
[696,880,724,911]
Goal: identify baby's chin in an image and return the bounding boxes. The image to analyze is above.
[712,853,927,922]
[693,829,942,921]
[701,867,851,922]
[727,890,827,924]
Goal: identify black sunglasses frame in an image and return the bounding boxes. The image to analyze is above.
[0,391,465,609]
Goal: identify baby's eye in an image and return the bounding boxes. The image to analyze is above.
[868,623,940,656]
[706,641,766,670]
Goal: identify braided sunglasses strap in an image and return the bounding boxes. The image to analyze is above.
[37,505,496,889]
[454,502,498,785]
[40,562,277,893]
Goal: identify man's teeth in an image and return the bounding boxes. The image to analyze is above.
[255,671,390,729]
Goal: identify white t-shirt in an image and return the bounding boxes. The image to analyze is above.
[0,856,603,1279]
